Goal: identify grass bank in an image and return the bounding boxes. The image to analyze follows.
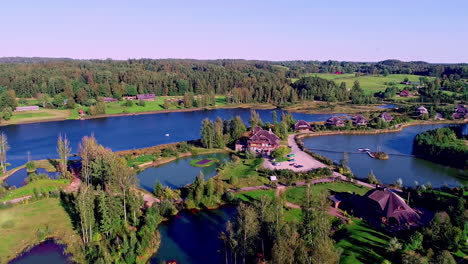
[0,179,69,202]
[0,198,84,263]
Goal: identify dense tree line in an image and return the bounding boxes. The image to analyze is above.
[63,135,166,263]
[413,127,467,169]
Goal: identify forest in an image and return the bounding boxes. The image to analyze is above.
[0,58,466,108]
[413,127,468,169]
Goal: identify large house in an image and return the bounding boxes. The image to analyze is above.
[294,120,312,132]
[235,127,280,155]
[453,104,466,120]
[351,114,368,126]
[137,94,156,101]
[340,187,421,228]
[326,116,345,127]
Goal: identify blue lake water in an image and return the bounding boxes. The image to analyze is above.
[302,124,468,187]
[5,168,60,188]
[150,207,236,264]
[137,153,231,191]
[1,108,345,169]
[8,240,71,264]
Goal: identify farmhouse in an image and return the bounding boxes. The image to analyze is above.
[351,114,368,126]
[235,127,280,155]
[378,112,394,123]
[416,106,428,116]
[294,120,312,132]
[399,90,411,97]
[326,116,345,127]
[14,106,39,112]
[452,104,467,119]
[103,97,118,103]
[137,94,156,101]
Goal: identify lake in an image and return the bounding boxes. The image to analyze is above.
[8,240,71,264]
[137,153,231,191]
[2,108,345,169]
[150,207,237,264]
[302,124,468,187]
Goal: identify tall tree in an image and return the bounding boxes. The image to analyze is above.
[0,132,9,175]
[200,118,215,148]
[249,109,263,128]
[57,133,71,176]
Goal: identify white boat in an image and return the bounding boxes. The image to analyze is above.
[358,148,370,152]
[165,134,170,137]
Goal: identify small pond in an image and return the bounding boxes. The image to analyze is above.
[378,103,398,109]
[137,153,231,191]
[8,240,71,264]
[150,206,237,263]
[5,168,60,188]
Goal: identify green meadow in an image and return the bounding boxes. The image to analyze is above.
[293,73,433,94]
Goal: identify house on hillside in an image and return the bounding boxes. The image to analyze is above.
[326,116,345,127]
[416,106,428,116]
[15,106,39,112]
[235,127,280,155]
[103,97,117,103]
[137,94,155,101]
[294,120,313,132]
[399,90,412,97]
[350,187,421,228]
[351,114,368,126]
[378,112,394,123]
[453,104,467,120]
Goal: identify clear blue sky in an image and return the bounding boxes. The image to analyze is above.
[1,0,467,62]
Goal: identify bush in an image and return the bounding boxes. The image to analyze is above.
[25,161,36,172]
[271,146,290,159]
[136,100,146,107]
[122,100,134,107]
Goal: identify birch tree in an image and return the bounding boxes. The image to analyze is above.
[57,133,71,176]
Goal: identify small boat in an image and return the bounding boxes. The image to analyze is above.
[165,133,170,137]
[358,148,370,152]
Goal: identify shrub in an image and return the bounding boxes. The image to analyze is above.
[136,100,146,107]
[25,161,36,171]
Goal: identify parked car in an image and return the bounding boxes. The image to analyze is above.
[273,162,280,166]
[289,159,296,162]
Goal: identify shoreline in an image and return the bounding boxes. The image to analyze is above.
[1,103,276,127]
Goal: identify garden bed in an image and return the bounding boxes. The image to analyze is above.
[189,158,219,167]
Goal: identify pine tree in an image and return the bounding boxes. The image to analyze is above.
[201,118,215,148]
[249,109,263,128]
[0,132,9,175]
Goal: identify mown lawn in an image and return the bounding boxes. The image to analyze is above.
[235,189,275,202]
[334,219,392,264]
[9,109,71,124]
[0,198,82,263]
[293,73,433,95]
[127,154,155,167]
[285,182,370,206]
[218,158,269,188]
[0,179,69,202]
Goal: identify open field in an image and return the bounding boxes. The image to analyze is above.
[0,198,82,263]
[285,182,370,206]
[334,219,392,264]
[218,158,270,188]
[6,109,71,125]
[292,73,433,94]
[0,179,69,202]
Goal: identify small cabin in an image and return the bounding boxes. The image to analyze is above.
[136,94,156,101]
[351,114,368,126]
[269,176,277,182]
[378,112,394,123]
[103,97,117,103]
[326,116,345,127]
[416,106,428,116]
[399,90,411,97]
[452,104,467,120]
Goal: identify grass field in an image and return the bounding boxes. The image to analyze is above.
[292,73,433,95]
[189,158,219,168]
[285,182,370,206]
[334,219,392,264]
[8,109,71,125]
[0,198,83,263]
[235,189,275,202]
[127,155,155,167]
[218,158,270,188]
[0,179,69,202]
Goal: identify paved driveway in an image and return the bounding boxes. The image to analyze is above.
[263,134,328,172]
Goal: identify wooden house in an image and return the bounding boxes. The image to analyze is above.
[378,112,394,123]
[236,127,280,155]
[351,114,368,126]
[399,90,412,97]
[326,116,345,127]
[452,104,467,119]
[122,96,137,101]
[416,106,428,116]
[103,97,117,103]
[294,120,312,132]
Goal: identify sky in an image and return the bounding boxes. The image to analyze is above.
[0,0,467,62]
